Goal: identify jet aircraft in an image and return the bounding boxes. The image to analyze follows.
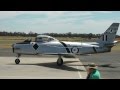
[12,23,119,66]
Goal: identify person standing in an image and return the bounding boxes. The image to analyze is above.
[86,63,101,79]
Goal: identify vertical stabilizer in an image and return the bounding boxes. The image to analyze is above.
[97,23,119,44]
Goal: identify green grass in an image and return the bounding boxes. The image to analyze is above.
[112,43,120,51]
[0,36,35,48]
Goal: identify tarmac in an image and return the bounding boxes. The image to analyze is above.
[80,50,120,79]
[0,56,87,79]
[1,48,120,79]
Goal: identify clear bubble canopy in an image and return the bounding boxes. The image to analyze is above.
[35,35,59,42]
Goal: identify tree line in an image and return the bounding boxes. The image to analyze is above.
[0,31,120,38]
[0,31,37,37]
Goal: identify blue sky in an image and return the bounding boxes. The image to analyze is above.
[0,11,120,35]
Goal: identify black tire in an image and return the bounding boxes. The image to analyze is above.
[57,58,63,66]
[15,59,20,64]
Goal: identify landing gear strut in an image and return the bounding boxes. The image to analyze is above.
[15,54,21,64]
[57,55,63,66]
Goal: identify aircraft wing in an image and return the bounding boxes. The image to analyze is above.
[40,53,77,58]
[40,53,74,55]
[42,43,100,48]
[38,43,100,56]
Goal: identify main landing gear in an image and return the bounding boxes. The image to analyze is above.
[15,54,21,64]
[57,55,63,66]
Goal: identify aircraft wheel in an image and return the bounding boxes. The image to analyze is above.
[57,58,63,66]
[15,59,20,64]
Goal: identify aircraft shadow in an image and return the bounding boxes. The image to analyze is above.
[9,61,86,72]
[69,64,117,68]
[99,64,117,68]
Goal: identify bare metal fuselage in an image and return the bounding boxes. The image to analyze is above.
[11,23,119,65]
[12,41,111,56]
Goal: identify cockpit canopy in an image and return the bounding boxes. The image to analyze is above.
[35,35,58,42]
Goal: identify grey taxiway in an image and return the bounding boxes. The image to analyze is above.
[1,48,120,79]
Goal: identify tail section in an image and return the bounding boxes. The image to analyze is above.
[97,23,119,45]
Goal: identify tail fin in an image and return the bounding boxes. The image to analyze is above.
[97,23,119,44]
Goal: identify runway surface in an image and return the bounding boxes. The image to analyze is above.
[1,48,120,79]
[0,56,87,79]
[80,51,120,79]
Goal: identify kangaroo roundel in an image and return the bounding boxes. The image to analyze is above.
[71,47,79,54]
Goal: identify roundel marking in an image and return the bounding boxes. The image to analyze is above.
[71,47,79,54]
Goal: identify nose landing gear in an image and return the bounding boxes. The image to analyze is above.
[15,54,21,64]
